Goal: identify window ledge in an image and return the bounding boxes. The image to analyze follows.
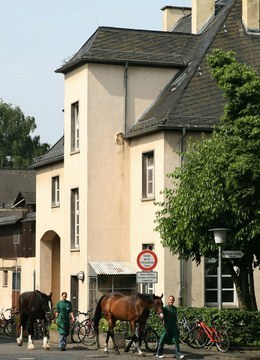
[70,248,80,252]
[51,203,60,208]
[70,149,80,155]
[141,197,155,202]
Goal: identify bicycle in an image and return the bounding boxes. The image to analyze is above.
[178,316,195,345]
[71,309,95,344]
[115,321,159,353]
[77,309,96,344]
[0,307,18,336]
[187,319,230,352]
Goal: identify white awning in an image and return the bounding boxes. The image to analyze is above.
[89,261,137,275]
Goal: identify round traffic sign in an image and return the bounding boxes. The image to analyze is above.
[137,250,158,271]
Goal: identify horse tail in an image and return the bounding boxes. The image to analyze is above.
[93,294,106,333]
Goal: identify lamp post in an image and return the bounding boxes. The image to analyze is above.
[209,228,230,310]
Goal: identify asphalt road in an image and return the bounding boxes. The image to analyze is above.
[1,335,260,360]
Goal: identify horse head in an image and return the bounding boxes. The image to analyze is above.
[152,293,164,320]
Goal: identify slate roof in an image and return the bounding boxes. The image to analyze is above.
[38,0,260,165]
[56,27,195,74]
[0,169,36,209]
[30,136,64,169]
[126,0,260,138]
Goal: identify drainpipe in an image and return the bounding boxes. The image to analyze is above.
[124,62,129,134]
[178,126,188,306]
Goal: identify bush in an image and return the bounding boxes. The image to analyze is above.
[178,307,260,347]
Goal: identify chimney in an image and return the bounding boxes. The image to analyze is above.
[192,0,215,34]
[162,5,191,31]
[242,0,260,33]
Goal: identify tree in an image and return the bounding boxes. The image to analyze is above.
[0,100,50,168]
[155,50,260,311]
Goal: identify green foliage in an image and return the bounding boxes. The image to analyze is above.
[0,99,50,168]
[154,50,260,309]
[178,307,260,346]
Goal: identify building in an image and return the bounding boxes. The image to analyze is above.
[0,169,36,310]
[31,0,260,310]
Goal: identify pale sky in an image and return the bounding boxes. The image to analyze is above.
[0,0,191,146]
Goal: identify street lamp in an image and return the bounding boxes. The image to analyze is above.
[209,228,230,310]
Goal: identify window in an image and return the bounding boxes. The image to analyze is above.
[139,244,155,294]
[13,229,20,245]
[71,188,79,249]
[51,176,60,206]
[12,270,21,291]
[142,151,154,199]
[205,258,237,307]
[71,101,79,152]
[3,270,8,287]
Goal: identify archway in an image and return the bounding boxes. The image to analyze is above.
[40,230,60,305]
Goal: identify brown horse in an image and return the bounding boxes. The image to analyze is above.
[94,292,164,355]
[16,290,54,350]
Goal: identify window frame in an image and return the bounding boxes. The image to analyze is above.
[142,151,155,200]
[51,175,60,207]
[71,101,80,152]
[70,188,80,250]
[204,258,237,307]
[3,270,8,287]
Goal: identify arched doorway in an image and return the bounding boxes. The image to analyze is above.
[40,231,60,305]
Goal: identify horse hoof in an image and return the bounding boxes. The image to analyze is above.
[115,350,120,355]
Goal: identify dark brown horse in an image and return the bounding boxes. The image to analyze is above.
[94,292,164,355]
[16,290,54,350]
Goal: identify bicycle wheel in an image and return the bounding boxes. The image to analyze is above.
[143,327,159,352]
[215,329,230,353]
[78,324,97,346]
[179,322,191,345]
[82,319,96,339]
[71,321,81,343]
[4,320,13,336]
[187,326,208,349]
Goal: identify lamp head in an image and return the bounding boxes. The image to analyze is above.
[209,228,230,244]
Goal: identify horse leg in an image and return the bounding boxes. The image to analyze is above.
[16,314,26,347]
[132,322,145,356]
[104,330,110,353]
[27,318,35,350]
[110,329,120,355]
[16,325,23,347]
[42,320,50,350]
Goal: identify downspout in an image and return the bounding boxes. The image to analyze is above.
[178,126,188,306]
[124,62,129,134]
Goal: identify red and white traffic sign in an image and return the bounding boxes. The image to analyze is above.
[137,250,158,271]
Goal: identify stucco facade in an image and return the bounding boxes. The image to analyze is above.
[32,0,260,312]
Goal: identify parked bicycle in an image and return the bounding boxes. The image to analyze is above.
[0,307,18,336]
[71,309,95,344]
[178,316,195,345]
[187,318,230,352]
[109,321,159,353]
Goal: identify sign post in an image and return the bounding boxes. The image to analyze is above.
[136,250,158,284]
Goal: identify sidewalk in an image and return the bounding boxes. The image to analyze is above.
[156,344,260,360]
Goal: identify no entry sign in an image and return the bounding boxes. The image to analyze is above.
[137,250,158,271]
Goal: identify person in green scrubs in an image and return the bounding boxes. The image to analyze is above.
[156,295,185,359]
[55,292,75,351]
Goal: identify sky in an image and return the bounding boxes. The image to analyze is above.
[1,0,191,146]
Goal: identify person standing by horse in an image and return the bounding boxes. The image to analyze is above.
[156,295,185,359]
[55,292,75,351]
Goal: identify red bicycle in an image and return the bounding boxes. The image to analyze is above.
[187,319,230,353]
